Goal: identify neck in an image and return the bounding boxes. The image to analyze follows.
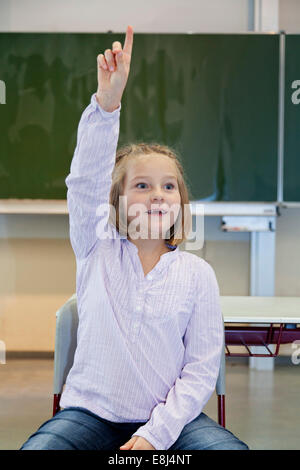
[127,237,172,256]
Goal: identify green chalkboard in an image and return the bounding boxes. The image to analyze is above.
[0,33,279,201]
[284,35,300,202]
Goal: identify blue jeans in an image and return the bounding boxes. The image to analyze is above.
[20,407,249,450]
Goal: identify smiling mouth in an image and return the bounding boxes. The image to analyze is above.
[147,210,167,215]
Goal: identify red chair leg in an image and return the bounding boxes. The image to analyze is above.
[53,393,61,416]
[218,394,225,428]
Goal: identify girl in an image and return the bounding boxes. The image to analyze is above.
[21,25,249,451]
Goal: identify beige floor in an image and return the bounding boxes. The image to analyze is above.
[0,358,299,450]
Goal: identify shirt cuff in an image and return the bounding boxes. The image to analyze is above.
[131,429,169,451]
[91,93,121,117]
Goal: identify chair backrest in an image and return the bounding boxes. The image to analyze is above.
[216,329,226,396]
[53,294,78,395]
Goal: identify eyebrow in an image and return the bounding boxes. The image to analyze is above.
[130,175,177,182]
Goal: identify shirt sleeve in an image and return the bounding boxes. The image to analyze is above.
[131,261,224,450]
[65,93,121,260]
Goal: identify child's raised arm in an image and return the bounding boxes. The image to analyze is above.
[65,26,134,260]
[96,25,133,112]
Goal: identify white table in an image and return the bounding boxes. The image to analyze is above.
[220,296,300,359]
[221,296,300,324]
[216,296,300,426]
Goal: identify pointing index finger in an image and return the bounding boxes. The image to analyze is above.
[123,25,134,56]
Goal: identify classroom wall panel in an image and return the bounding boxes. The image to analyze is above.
[0,32,279,201]
[283,34,300,202]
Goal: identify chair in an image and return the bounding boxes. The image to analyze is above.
[53,294,78,417]
[53,295,226,427]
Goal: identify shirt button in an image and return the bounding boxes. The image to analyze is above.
[133,323,138,329]
[136,305,141,312]
[147,275,153,280]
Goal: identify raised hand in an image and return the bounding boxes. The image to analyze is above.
[96,25,134,112]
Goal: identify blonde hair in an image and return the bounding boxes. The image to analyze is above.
[109,142,193,247]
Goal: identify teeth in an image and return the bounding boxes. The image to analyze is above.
[148,210,165,214]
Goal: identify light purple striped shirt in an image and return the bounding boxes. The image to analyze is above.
[59,92,224,450]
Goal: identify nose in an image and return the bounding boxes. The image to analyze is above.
[150,192,164,203]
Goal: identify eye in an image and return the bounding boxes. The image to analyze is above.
[135,182,175,189]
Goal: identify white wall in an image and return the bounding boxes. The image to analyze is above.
[0,0,249,33]
[279,0,300,32]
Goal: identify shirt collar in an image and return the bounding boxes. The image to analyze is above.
[124,238,179,277]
